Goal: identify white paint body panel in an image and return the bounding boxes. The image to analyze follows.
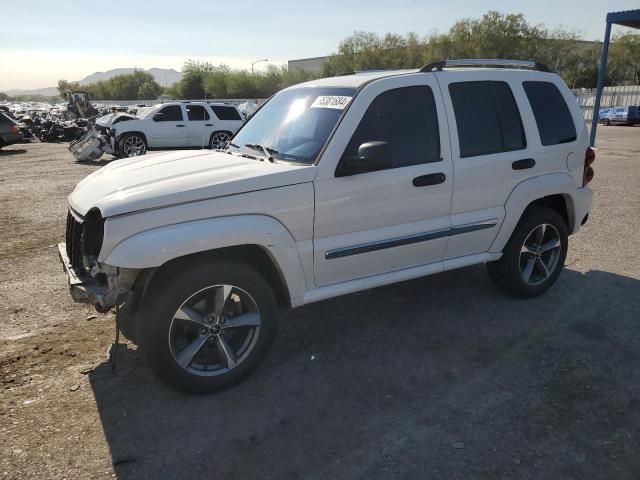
[66,67,593,308]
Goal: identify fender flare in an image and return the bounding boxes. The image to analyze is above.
[102,215,307,304]
[489,173,577,253]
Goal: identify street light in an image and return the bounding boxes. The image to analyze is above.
[251,58,269,74]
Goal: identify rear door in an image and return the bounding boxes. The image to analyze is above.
[148,105,187,148]
[185,104,211,148]
[439,72,580,260]
[438,72,531,259]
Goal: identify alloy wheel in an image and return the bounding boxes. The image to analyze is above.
[122,135,146,156]
[210,132,230,149]
[168,284,262,376]
[519,223,562,285]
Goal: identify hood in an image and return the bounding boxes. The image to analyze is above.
[69,150,317,217]
[95,112,137,128]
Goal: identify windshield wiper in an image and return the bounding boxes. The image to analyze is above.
[244,143,277,163]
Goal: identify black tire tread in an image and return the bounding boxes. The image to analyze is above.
[487,207,568,298]
[138,259,277,394]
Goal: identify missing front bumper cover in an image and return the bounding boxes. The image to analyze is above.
[58,243,110,304]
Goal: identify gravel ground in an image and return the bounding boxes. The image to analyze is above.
[1,128,639,479]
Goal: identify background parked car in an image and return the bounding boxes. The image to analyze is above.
[112,101,245,157]
[597,106,640,125]
[0,112,23,149]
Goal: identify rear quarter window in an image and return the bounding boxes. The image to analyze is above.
[523,81,577,146]
[211,106,242,121]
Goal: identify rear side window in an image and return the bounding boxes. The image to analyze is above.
[449,81,526,158]
[211,106,242,121]
[523,81,576,146]
[157,105,183,121]
[342,86,441,169]
[186,104,210,121]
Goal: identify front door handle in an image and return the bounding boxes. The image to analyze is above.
[176,124,185,128]
[512,158,536,170]
[413,173,446,187]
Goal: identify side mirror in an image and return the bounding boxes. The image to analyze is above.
[153,113,165,122]
[337,141,391,177]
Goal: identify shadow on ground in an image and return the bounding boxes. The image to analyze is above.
[89,267,640,480]
[0,148,27,156]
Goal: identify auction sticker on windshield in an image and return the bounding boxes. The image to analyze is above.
[311,96,352,110]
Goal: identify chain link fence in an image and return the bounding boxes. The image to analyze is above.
[573,86,640,122]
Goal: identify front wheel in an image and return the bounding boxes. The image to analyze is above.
[118,133,147,158]
[139,260,277,394]
[487,207,568,298]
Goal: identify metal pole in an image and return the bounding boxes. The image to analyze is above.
[590,19,612,147]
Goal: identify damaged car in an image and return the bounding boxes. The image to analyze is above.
[69,101,245,162]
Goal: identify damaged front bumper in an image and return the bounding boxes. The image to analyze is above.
[58,243,139,307]
[68,129,115,162]
[58,242,109,304]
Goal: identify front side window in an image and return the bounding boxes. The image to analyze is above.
[523,81,576,146]
[341,86,441,170]
[449,81,526,158]
[157,105,183,122]
[230,87,356,164]
[186,105,210,121]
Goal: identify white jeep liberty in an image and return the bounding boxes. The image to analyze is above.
[59,59,594,393]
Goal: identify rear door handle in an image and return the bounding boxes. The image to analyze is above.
[204,124,213,127]
[176,124,185,128]
[512,158,536,170]
[413,173,446,187]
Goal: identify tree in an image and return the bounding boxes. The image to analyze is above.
[57,79,81,97]
[137,81,161,100]
[320,11,640,88]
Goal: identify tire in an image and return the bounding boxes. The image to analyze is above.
[209,131,231,149]
[138,259,277,394]
[117,133,147,158]
[603,119,611,126]
[487,207,568,298]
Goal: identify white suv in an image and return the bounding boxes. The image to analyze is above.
[59,59,594,393]
[111,101,244,157]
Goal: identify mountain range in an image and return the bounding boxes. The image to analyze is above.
[4,68,182,97]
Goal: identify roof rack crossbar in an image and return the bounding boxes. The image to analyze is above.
[419,59,550,73]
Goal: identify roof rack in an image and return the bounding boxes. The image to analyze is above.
[419,59,551,73]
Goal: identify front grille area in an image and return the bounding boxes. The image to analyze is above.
[65,208,105,272]
[65,211,84,270]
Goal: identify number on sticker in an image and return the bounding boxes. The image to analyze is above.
[311,96,352,110]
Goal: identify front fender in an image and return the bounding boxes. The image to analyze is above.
[489,173,581,253]
[101,215,307,305]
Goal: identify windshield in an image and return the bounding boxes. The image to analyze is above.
[230,87,356,164]
[136,106,157,119]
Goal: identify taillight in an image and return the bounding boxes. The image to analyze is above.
[583,147,595,186]
[10,125,19,134]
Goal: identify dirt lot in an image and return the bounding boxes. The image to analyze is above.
[1,128,639,479]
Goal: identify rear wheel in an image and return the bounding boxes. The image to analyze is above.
[209,131,231,149]
[139,260,277,394]
[118,133,147,158]
[487,207,568,298]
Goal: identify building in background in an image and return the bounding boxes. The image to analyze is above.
[288,56,330,73]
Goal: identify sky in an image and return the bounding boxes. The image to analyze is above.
[1,0,638,91]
